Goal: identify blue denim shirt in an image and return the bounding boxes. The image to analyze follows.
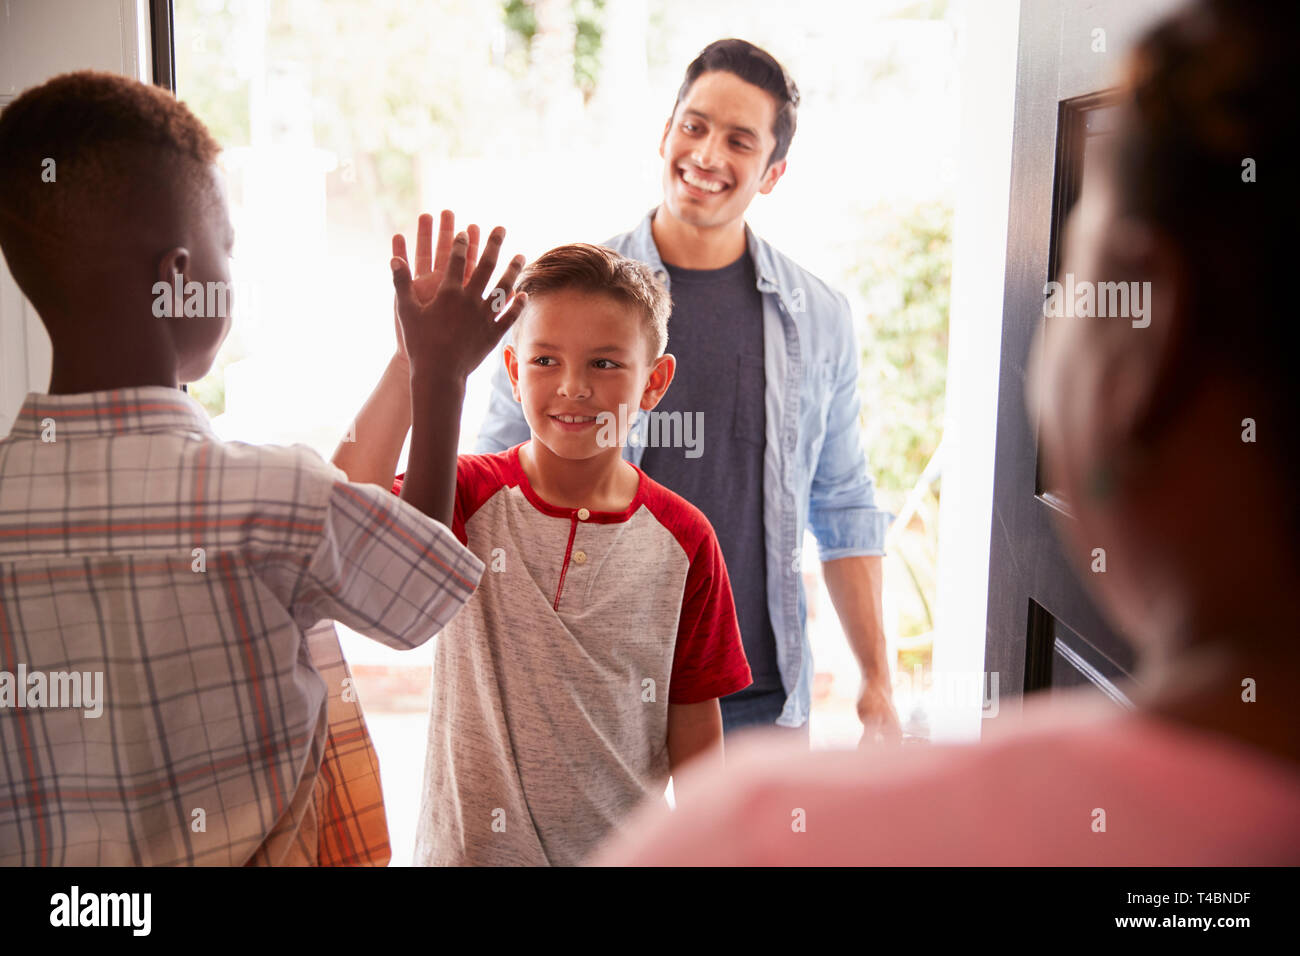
[475,209,893,727]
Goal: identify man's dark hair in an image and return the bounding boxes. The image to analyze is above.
[671,38,800,167]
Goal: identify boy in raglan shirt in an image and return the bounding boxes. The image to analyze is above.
[336,229,752,865]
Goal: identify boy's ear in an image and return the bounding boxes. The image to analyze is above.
[157,246,190,283]
[155,246,190,316]
[639,353,676,411]
[503,343,523,403]
[659,117,671,159]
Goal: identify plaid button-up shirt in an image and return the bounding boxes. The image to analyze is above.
[0,387,484,865]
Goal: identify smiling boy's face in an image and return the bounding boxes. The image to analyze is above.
[504,289,674,460]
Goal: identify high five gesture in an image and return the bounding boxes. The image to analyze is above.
[390,220,526,381]
[332,210,527,528]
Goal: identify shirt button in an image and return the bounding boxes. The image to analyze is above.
[573,550,587,564]
[577,508,590,520]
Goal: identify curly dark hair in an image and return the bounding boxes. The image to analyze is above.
[0,70,221,298]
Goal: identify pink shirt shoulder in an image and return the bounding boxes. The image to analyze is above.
[592,691,1300,866]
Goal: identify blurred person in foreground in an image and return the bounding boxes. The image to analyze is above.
[592,0,1300,865]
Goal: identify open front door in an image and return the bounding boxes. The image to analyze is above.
[983,0,1183,721]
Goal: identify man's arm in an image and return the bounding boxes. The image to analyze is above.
[807,292,900,745]
[821,555,900,743]
[667,698,724,804]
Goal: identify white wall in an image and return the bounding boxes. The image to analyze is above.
[0,0,152,433]
[929,0,1021,743]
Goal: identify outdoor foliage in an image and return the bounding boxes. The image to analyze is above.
[503,0,607,101]
[852,200,952,509]
[850,201,952,639]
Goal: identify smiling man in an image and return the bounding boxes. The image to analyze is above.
[479,38,899,745]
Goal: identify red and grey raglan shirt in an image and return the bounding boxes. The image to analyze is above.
[393,441,751,866]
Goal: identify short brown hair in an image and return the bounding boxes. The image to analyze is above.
[0,70,221,298]
[515,243,671,359]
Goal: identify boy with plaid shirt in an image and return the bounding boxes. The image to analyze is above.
[0,72,521,864]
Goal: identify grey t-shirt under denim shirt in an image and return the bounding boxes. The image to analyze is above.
[639,252,782,698]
